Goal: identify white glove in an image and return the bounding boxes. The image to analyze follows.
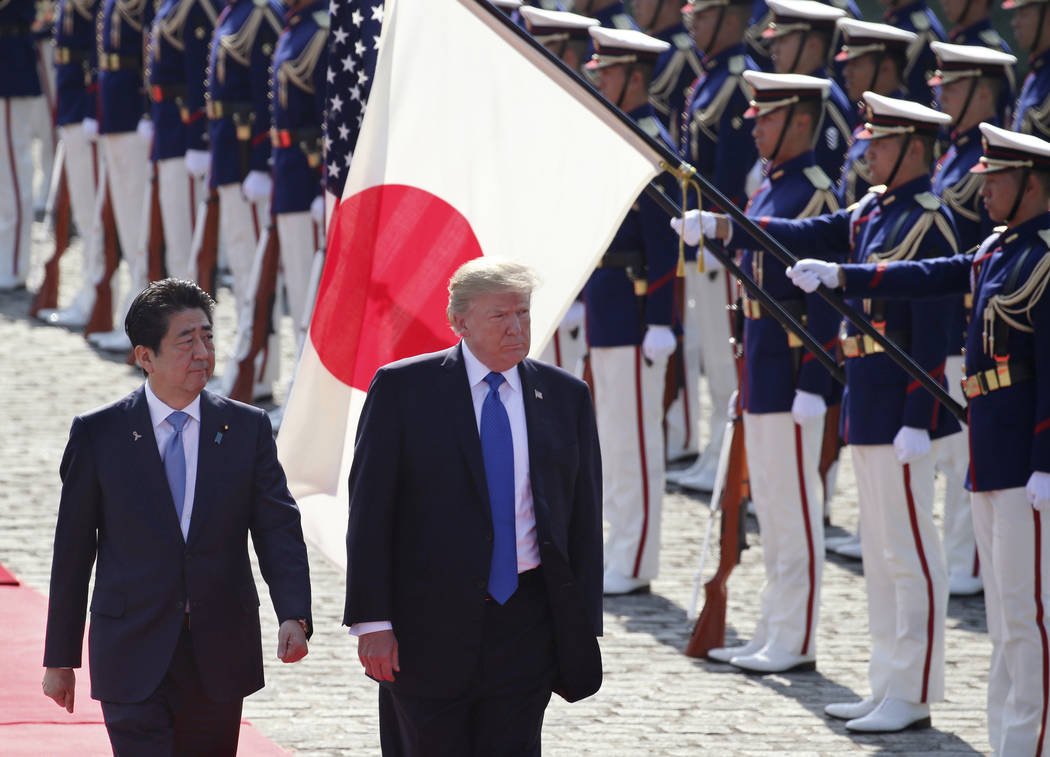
[560,301,585,331]
[641,325,676,362]
[893,426,931,464]
[791,390,827,426]
[669,209,718,247]
[787,259,842,294]
[241,170,273,203]
[82,117,98,140]
[310,195,325,225]
[185,149,210,179]
[702,246,723,271]
[728,389,740,420]
[1027,471,1050,511]
[136,117,154,144]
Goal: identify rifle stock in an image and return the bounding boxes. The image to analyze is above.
[30,155,71,316]
[146,164,166,281]
[83,181,121,337]
[193,189,220,297]
[229,222,280,403]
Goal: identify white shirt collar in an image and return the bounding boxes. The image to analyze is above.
[144,380,202,429]
[459,340,522,395]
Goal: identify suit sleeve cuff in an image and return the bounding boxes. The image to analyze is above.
[348,620,393,636]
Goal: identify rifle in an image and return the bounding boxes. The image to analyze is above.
[228,220,280,403]
[146,163,166,281]
[83,179,122,337]
[30,141,71,316]
[190,188,220,297]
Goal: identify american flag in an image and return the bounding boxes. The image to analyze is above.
[323,0,385,199]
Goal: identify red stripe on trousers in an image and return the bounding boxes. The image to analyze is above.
[902,463,935,703]
[1035,509,1049,757]
[5,99,22,277]
[794,423,817,656]
[632,346,651,578]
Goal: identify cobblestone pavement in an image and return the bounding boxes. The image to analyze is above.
[1,224,992,755]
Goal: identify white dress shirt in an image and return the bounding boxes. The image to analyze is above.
[144,381,201,541]
[349,342,541,637]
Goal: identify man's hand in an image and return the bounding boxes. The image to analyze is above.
[357,629,399,682]
[641,325,676,362]
[791,390,827,426]
[669,210,722,246]
[893,426,931,464]
[787,259,842,293]
[42,668,75,713]
[277,619,309,663]
[1028,471,1050,512]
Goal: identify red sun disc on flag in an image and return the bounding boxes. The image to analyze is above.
[310,184,483,391]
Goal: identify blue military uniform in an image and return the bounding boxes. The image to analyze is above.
[54,0,98,128]
[650,23,703,144]
[881,0,945,107]
[0,0,43,98]
[98,0,152,136]
[813,70,854,183]
[1015,48,1050,139]
[585,1,638,56]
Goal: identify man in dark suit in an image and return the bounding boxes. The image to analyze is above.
[344,258,604,756]
[41,278,313,755]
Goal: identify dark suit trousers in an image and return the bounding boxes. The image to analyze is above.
[100,619,243,757]
[379,568,558,757]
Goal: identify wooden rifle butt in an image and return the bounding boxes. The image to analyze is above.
[29,164,71,316]
[228,223,280,403]
[83,182,121,337]
[146,165,166,281]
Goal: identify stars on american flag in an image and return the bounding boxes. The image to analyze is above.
[323,0,383,198]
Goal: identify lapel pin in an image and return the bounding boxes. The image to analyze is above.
[132,431,142,442]
[534,389,543,400]
[214,423,229,445]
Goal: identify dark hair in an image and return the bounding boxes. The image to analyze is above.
[125,278,215,353]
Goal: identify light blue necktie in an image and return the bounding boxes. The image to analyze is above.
[480,373,518,604]
[164,411,189,522]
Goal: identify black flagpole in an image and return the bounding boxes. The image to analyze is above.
[469,0,967,424]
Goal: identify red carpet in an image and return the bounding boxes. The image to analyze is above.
[0,564,291,755]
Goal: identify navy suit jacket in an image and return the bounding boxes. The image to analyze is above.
[43,387,312,704]
[344,345,603,702]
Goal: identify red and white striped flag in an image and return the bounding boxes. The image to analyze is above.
[279,0,668,565]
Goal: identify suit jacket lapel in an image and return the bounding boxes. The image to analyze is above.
[442,345,489,506]
[124,386,185,545]
[187,390,229,546]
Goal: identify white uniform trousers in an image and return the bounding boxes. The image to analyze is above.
[32,43,56,213]
[216,182,266,314]
[99,132,150,323]
[275,210,320,337]
[666,265,736,471]
[593,345,668,581]
[538,324,586,378]
[156,156,202,280]
[852,444,948,704]
[56,123,104,315]
[972,487,1050,756]
[744,411,824,657]
[0,96,43,289]
[934,355,978,584]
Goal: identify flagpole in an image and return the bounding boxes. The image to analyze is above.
[470,0,967,424]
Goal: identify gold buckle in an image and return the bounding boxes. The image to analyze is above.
[742,298,761,319]
[634,278,648,296]
[995,358,1012,389]
[962,375,980,398]
[206,100,219,119]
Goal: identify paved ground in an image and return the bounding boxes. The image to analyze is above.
[1,223,993,755]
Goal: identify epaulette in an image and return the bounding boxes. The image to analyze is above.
[612,13,633,29]
[979,28,1002,47]
[728,55,746,75]
[910,10,930,31]
[803,165,832,190]
[312,9,329,28]
[673,32,692,50]
[914,191,940,211]
[1038,229,1050,248]
[638,116,662,138]
[253,0,267,8]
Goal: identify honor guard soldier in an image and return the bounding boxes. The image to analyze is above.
[36,0,104,326]
[583,27,679,596]
[0,0,45,291]
[942,0,1016,123]
[673,72,840,672]
[148,0,218,280]
[763,0,853,184]
[664,0,757,490]
[878,0,945,106]
[204,0,284,399]
[834,19,916,208]
[88,0,156,352]
[633,0,704,143]
[521,7,600,377]
[689,92,959,731]
[1009,0,1050,139]
[928,41,1016,595]
[575,0,640,38]
[789,121,1050,757]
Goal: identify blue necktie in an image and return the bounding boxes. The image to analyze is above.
[164,411,189,522]
[480,372,518,604]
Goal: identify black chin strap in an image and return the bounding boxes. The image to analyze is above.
[1005,167,1031,224]
[884,133,913,188]
[955,77,979,134]
[868,50,885,97]
[616,63,636,109]
[1034,3,1050,54]
[787,30,806,73]
[769,103,796,163]
[644,0,667,32]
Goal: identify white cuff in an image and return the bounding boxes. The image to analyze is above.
[348,620,393,636]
